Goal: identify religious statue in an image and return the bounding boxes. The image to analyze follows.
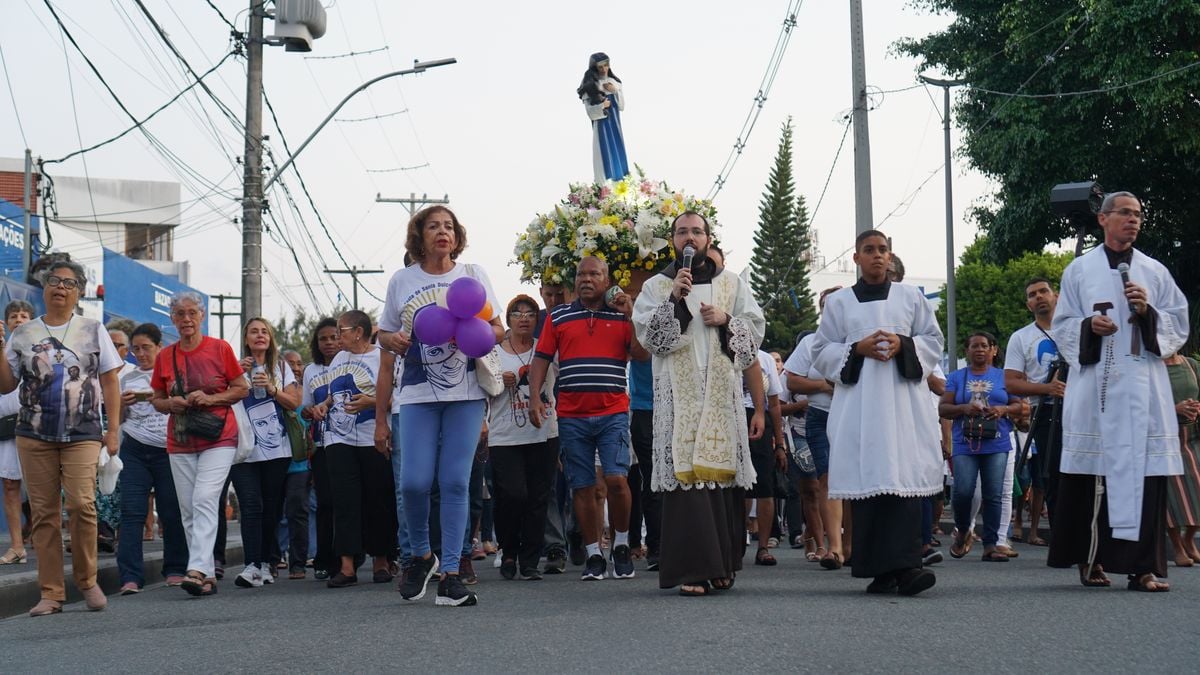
[577,52,628,183]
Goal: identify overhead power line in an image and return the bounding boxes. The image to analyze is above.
[335,109,407,123]
[305,45,389,60]
[0,41,28,146]
[969,60,1200,99]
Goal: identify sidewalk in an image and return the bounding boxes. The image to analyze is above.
[0,524,243,619]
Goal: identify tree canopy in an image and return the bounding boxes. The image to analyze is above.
[899,0,1200,344]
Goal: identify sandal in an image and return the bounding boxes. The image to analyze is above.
[949,533,973,559]
[1027,537,1048,547]
[710,576,735,591]
[995,545,1019,558]
[981,549,1010,562]
[181,570,208,596]
[0,547,27,565]
[678,581,711,597]
[819,551,843,570]
[197,577,218,596]
[754,547,777,566]
[1127,573,1169,593]
[29,598,63,617]
[1078,564,1111,588]
[807,545,826,563]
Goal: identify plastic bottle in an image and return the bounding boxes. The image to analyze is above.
[252,364,266,398]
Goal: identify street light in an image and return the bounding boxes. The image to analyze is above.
[264,59,457,192]
[919,74,966,370]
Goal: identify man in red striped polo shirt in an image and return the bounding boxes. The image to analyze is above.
[529,256,649,581]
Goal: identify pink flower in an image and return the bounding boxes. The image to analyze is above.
[599,186,611,199]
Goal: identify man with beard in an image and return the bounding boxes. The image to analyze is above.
[1048,191,1188,592]
[1004,277,1066,545]
[529,257,648,581]
[632,212,766,596]
[811,230,944,596]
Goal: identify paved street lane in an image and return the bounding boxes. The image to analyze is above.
[5,542,1199,672]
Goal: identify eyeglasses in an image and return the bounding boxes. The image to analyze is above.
[337,326,358,332]
[173,310,202,319]
[45,275,80,290]
[1103,207,1144,220]
[509,311,537,319]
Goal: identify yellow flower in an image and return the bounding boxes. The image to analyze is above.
[544,220,556,232]
[599,214,619,226]
[614,181,629,197]
[645,261,654,270]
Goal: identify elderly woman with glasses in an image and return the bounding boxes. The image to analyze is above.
[0,262,125,617]
[151,292,248,597]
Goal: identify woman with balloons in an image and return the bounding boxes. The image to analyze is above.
[377,205,502,608]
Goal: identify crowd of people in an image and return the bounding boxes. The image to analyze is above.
[0,190,1193,615]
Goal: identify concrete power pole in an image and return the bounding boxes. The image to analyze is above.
[241,1,265,325]
[849,0,874,237]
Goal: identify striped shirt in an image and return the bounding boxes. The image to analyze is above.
[535,300,631,418]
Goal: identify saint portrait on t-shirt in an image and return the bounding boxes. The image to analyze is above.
[246,399,284,454]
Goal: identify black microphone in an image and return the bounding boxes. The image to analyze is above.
[1117,262,1134,314]
[682,245,695,269]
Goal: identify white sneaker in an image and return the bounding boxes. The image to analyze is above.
[260,563,275,585]
[235,564,264,588]
[493,550,503,569]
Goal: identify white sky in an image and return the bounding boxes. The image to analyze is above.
[0,0,994,331]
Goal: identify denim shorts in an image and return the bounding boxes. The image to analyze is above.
[792,432,829,479]
[558,412,630,491]
[805,407,831,479]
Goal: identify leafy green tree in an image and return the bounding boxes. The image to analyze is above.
[749,118,819,351]
[937,237,1072,359]
[272,306,378,362]
[899,0,1200,348]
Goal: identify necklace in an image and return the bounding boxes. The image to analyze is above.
[586,310,596,336]
[41,315,74,364]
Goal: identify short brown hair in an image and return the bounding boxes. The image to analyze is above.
[405,206,468,263]
[505,294,540,329]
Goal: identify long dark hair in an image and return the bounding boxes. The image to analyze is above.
[576,52,621,106]
[309,317,338,366]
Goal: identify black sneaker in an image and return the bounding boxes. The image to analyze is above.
[543,549,566,575]
[459,556,478,585]
[646,555,660,572]
[400,554,439,601]
[897,568,936,596]
[582,553,606,580]
[922,549,944,566]
[313,569,329,581]
[611,545,635,579]
[435,574,478,607]
[866,573,898,594]
[568,532,586,566]
[519,568,543,581]
[500,558,517,580]
[326,572,357,588]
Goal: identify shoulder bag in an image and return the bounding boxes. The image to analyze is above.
[170,345,227,442]
[278,360,313,461]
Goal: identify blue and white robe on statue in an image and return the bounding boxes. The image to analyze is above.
[583,77,628,183]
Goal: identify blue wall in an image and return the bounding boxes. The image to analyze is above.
[0,198,38,283]
[102,248,207,343]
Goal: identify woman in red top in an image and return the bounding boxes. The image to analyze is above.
[151,292,247,596]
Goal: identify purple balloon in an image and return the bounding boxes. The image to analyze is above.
[455,317,495,358]
[413,305,457,346]
[446,276,487,319]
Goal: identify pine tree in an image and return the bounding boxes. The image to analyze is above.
[749,118,818,351]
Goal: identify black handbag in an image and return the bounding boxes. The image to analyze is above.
[0,414,16,441]
[171,345,227,442]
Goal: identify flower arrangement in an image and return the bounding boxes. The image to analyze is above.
[513,170,719,289]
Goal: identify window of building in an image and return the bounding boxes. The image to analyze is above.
[125,224,172,261]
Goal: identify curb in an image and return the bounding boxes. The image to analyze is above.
[0,541,244,620]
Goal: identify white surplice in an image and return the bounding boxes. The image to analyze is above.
[633,268,765,491]
[1052,246,1187,541]
[811,282,945,500]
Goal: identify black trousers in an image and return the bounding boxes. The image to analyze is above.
[627,409,661,555]
[284,471,310,570]
[850,495,924,579]
[310,446,336,572]
[229,457,291,566]
[491,441,558,569]
[326,444,398,558]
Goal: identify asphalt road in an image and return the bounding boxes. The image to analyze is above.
[5,541,1199,673]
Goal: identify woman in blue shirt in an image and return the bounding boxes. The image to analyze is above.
[939,331,1022,562]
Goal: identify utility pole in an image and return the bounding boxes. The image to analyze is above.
[241,0,265,327]
[324,267,383,310]
[210,294,242,340]
[21,149,32,283]
[919,74,965,370]
[849,0,874,237]
[375,192,450,216]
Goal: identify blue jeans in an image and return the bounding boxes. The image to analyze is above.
[952,452,1008,546]
[390,413,411,564]
[805,408,830,465]
[398,399,486,574]
[558,412,630,491]
[118,436,187,586]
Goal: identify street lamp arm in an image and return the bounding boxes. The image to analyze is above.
[264,58,456,191]
[918,74,967,88]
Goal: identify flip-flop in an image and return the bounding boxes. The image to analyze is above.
[181,571,208,596]
[1078,565,1111,587]
[819,551,843,570]
[1127,574,1169,593]
[678,581,711,597]
[1027,537,1048,547]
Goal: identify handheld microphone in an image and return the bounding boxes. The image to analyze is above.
[1117,262,1134,314]
[682,245,695,269]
